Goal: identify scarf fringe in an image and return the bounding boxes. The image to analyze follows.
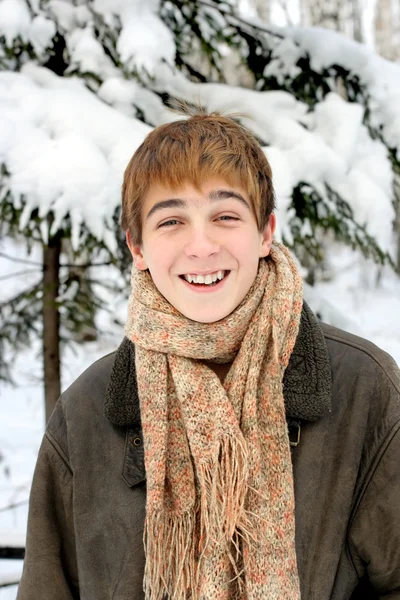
[198,432,251,545]
[143,509,197,600]
[144,434,252,599]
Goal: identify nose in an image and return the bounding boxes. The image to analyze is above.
[184,225,221,258]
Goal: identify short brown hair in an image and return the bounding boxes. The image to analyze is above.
[121,112,276,245]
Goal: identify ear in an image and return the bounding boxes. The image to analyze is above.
[126,230,148,271]
[259,214,276,258]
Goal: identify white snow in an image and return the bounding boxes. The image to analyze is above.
[28,15,56,54]
[0,532,25,548]
[0,572,22,589]
[0,0,31,46]
[98,77,177,125]
[46,0,77,31]
[0,65,151,251]
[314,94,363,165]
[66,25,116,78]
[264,26,400,154]
[92,0,176,75]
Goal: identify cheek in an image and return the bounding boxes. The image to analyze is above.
[146,242,176,276]
[230,234,260,261]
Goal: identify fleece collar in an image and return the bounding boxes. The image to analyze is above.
[104,301,332,427]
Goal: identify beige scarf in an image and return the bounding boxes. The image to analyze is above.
[125,242,303,600]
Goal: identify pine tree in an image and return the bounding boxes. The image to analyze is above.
[1,0,399,418]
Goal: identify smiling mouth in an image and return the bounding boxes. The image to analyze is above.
[179,269,230,288]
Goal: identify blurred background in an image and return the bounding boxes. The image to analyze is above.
[1,0,400,596]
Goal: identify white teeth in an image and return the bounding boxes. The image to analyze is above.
[183,270,227,285]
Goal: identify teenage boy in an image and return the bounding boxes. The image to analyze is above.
[17,113,400,600]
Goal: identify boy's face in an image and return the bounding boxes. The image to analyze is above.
[127,177,275,323]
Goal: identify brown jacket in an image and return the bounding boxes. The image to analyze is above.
[17,305,400,599]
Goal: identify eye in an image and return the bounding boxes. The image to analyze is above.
[158,219,180,227]
[158,215,239,228]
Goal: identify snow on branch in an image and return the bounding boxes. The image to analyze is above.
[260,26,400,154]
[0,64,151,251]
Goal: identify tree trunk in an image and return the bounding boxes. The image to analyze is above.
[300,0,362,40]
[252,0,271,23]
[375,0,393,59]
[300,0,345,31]
[351,0,363,42]
[396,178,400,273]
[43,234,61,424]
[397,211,400,273]
[374,0,400,61]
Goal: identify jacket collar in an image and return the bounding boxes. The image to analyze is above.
[104,301,332,427]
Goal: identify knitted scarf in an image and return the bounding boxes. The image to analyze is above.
[125,242,303,600]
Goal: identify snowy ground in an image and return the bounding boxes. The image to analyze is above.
[0,242,399,598]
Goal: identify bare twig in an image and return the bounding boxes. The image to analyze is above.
[276,0,294,25]
[0,251,115,269]
[0,269,41,282]
[0,251,41,267]
[0,577,21,588]
[0,281,41,308]
[0,499,29,514]
[60,260,115,268]
[197,0,286,40]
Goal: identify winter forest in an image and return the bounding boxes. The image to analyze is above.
[0,0,400,594]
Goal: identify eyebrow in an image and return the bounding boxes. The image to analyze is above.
[145,189,251,221]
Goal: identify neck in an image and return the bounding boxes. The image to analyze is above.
[202,360,231,383]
